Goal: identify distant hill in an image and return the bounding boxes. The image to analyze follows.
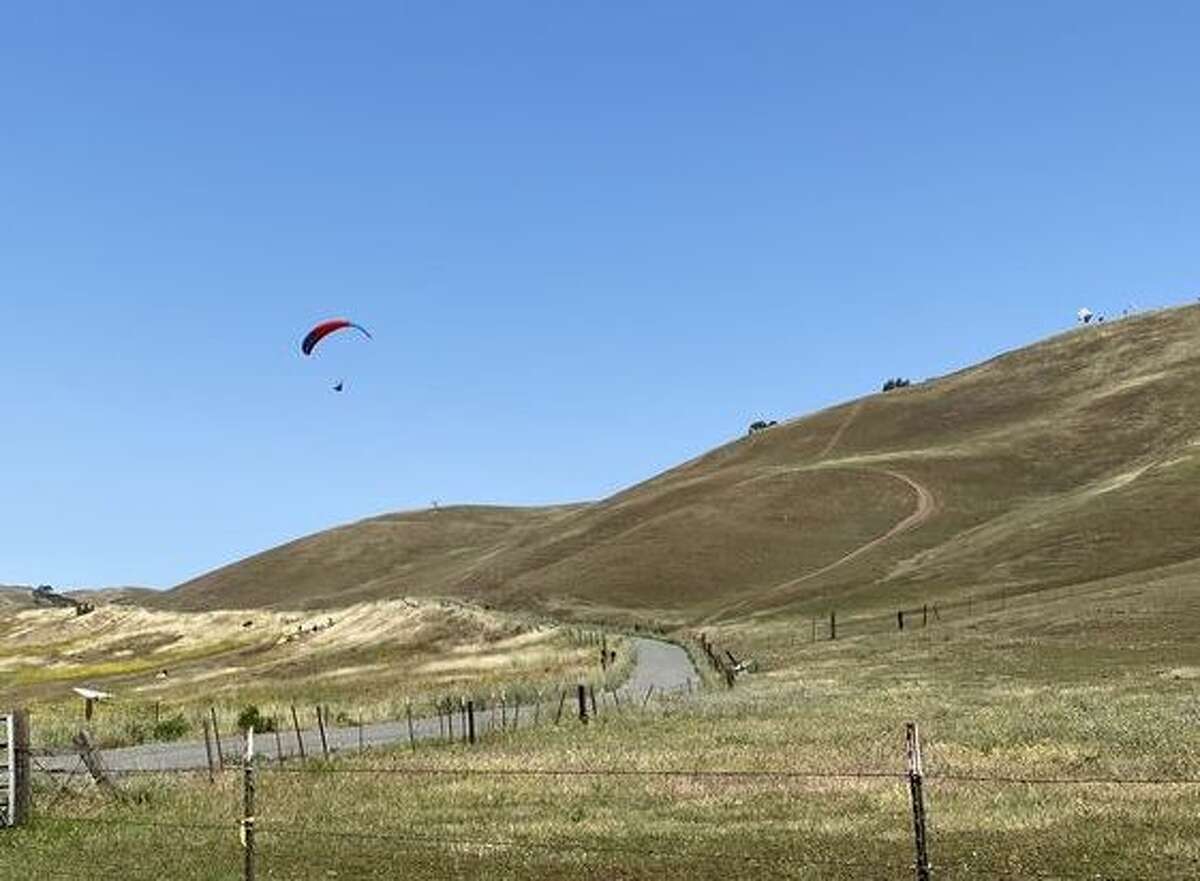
[68,586,160,605]
[1,584,158,610]
[163,305,1200,623]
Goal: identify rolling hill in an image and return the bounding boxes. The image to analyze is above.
[162,305,1200,623]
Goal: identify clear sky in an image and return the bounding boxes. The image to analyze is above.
[3,2,1197,589]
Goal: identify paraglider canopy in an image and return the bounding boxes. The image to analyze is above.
[301,319,371,356]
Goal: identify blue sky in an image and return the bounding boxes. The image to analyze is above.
[3,2,1197,588]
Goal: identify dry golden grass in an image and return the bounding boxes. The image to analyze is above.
[0,597,615,748]
[161,305,1200,631]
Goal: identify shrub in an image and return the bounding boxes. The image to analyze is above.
[236,705,276,734]
[152,714,189,742]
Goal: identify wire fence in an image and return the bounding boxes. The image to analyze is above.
[11,719,1200,881]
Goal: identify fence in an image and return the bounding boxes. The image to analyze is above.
[0,712,11,827]
[12,702,1200,880]
[790,573,1180,645]
[0,710,30,828]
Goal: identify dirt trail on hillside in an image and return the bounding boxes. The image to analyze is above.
[817,400,864,460]
[710,466,937,620]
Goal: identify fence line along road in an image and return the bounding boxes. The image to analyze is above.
[36,636,699,774]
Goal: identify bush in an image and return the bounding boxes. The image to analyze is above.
[236,705,276,734]
[152,714,189,742]
[882,377,911,392]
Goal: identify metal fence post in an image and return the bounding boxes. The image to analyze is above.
[210,707,225,771]
[202,718,217,782]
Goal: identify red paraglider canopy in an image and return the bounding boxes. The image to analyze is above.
[301,319,372,355]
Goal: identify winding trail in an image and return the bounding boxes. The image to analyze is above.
[709,465,938,621]
[36,637,697,773]
[768,468,935,594]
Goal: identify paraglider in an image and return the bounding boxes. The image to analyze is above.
[1077,308,1094,325]
[301,318,371,393]
[301,319,371,355]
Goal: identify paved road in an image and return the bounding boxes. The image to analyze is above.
[38,636,698,774]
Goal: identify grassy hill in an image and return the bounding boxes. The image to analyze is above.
[163,305,1200,623]
[13,305,1200,880]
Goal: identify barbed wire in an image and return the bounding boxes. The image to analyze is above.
[261,764,906,780]
[30,758,1200,787]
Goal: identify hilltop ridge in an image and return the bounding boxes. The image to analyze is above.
[163,305,1200,622]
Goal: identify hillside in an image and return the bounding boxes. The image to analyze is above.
[164,305,1200,622]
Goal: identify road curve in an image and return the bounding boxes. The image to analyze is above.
[37,637,698,773]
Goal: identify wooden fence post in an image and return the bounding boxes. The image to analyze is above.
[210,707,225,770]
[242,727,256,881]
[202,717,217,782]
[905,722,932,881]
[577,685,588,724]
[315,706,330,760]
[7,710,31,826]
[554,689,568,725]
[467,701,476,744]
[273,722,285,767]
[922,604,928,627]
[406,702,416,753]
[72,731,118,797]
[830,611,836,640]
[290,705,306,763]
[898,610,904,631]
[589,685,598,719]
